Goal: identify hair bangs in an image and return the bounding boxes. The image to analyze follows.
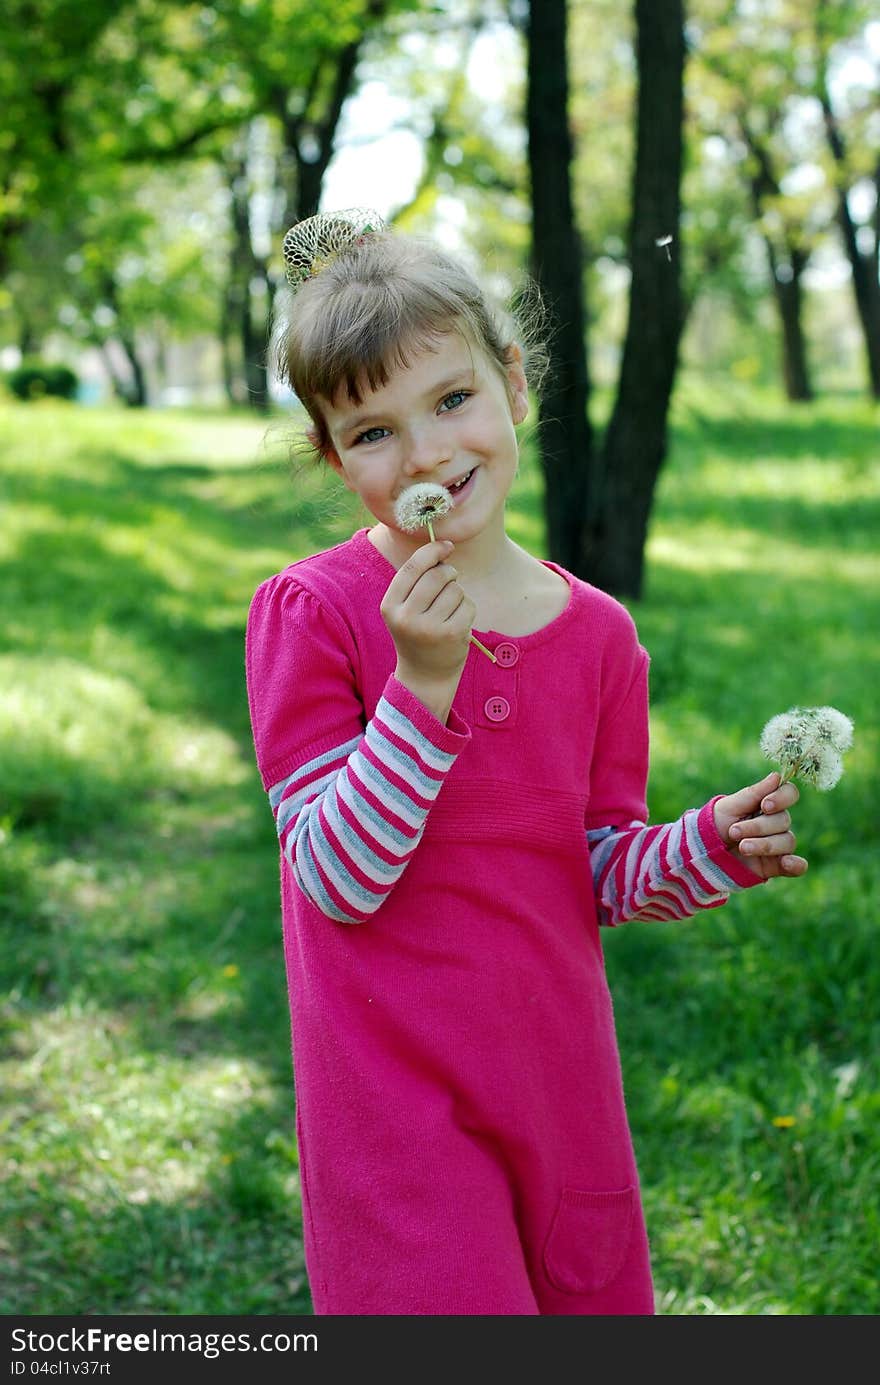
[296,281,466,408]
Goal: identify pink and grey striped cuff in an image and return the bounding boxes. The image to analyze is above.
[268,678,470,923]
[587,796,762,927]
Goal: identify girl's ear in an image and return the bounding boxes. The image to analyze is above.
[505,343,529,425]
[307,424,351,488]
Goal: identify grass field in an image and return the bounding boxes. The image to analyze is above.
[1,384,878,1315]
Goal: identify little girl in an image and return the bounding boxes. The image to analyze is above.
[245,209,807,1316]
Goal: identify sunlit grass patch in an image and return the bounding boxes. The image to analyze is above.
[648,523,877,587]
[1,1004,306,1314]
[0,655,247,834]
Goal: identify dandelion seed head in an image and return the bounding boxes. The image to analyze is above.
[815,753,844,791]
[812,706,854,752]
[394,482,453,533]
[759,704,853,791]
[759,713,787,760]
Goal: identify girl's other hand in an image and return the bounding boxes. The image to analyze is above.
[381,540,473,721]
[713,771,808,880]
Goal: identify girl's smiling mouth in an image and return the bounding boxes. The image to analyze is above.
[447,467,476,499]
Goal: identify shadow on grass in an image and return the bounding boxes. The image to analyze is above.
[0,456,358,738]
[3,1095,314,1315]
[656,490,880,551]
[672,407,878,468]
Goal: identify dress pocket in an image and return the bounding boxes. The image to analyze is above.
[543,1185,635,1295]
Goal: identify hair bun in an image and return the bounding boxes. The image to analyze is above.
[281,207,386,287]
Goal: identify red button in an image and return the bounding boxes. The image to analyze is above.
[494,641,519,667]
[484,695,511,722]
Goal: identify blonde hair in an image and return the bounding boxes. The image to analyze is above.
[272,228,546,457]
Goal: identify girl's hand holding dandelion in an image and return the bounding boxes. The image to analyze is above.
[711,706,853,881]
[393,483,498,665]
[378,536,475,725]
[375,488,474,726]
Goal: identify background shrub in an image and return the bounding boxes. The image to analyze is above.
[6,359,79,401]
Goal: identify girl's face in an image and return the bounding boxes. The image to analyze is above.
[319,332,529,546]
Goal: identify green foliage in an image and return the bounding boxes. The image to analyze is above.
[686,0,878,295]
[2,0,428,399]
[0,387,877,1315]
[5,359,79,401]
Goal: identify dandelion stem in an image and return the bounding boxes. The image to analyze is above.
[469,634,498,662]
[426,520,497,664]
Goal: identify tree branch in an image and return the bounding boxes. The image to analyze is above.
[120,111,259,164]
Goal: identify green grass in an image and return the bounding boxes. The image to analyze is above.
[1,388,878,1315]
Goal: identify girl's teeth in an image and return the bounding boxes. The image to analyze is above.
[450,470,473,493]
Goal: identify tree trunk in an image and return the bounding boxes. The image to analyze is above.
[98,342,134,404]
[581,0,685,599]
[118,329,148,406]
[818,77,880,398]
[526,0,592,571]
[18,313,39,358]
[225,146,270,413]
[764,239,813,401]
[102,273,149,406]
[220,281,240,406]
[739,121,815,403]
[832,189,880,398]
[243,270,272,414]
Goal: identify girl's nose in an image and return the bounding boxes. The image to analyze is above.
[402,427,450,476]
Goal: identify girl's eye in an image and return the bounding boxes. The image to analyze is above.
[439,390,470,413]
[353,426,389,445]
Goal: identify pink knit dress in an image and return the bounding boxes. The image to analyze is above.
[245,529,758,1315]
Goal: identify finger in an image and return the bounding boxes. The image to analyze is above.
[722,771,781,818]
[759,780,799,814]
[426,583,466,623]
[729,809,791,841]
[736,830,797,858]
[390,541,455,601]
[759,853,809,879]
[393,561,458,619]
[443,594,470,630]
[779,854,808,876]
[412,564,462,612]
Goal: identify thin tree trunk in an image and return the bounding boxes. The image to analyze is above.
[18,313,39,358]
[243,270,271,414]
[154,331,171,398]
[220,282,239,406]
[276,0,390,228]
[581,0,685,599]
[815,16,880,399]
[118,329,148,406]
[740,119,815,404]
[526,0,592,572]
[98,342,133,404]
[836,206,880,398]
[763,238,813,401]
[225,145,270,413]
[102,273,148,406]
[0,214,26,283]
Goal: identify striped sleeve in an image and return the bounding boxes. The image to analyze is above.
[587,797,763,928]
[245,573,470,924]
[269,682,468,923]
